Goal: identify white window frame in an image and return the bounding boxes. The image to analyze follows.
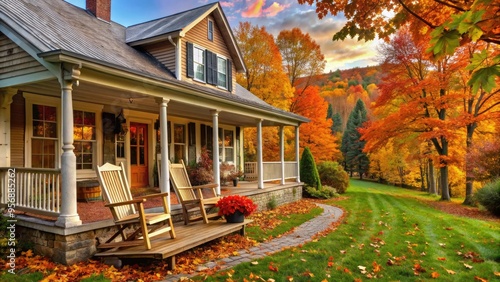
[73,101,103,178]
[217,55,228,89]
[24,93,103,178]
[193,45,205,82]
[24,93,60,169]
[207,19,214,41]
[218,126,235,164]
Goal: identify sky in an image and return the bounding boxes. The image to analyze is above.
[65,0,381,72]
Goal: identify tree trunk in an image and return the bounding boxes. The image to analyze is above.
[440,165,450,201]
[428,159,437,195]
[420,162,426,191]
[463,122,477,205]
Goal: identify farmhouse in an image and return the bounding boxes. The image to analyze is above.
[0,0,307,264]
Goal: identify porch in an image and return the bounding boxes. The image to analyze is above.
[3,169,302,265]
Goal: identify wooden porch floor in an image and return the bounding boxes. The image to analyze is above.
[94,219,251,268]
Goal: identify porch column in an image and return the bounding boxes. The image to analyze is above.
[295,125,300,183]
[55,63,82,228]
[279,125,285,185]
[211,110,221,195]
[0,88,17,167]
[156,98,170,209]
[257,119,264,189]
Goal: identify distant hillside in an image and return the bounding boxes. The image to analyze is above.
[295,65,382,89]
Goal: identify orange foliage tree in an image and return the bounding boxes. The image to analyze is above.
[292,86,340,162]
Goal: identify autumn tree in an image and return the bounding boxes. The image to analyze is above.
[234,22,295,161]
[300,0,500,202]
[292,86,340,162]
[276,27,326,93]
[234,22,294,110]
[341,99,369,178]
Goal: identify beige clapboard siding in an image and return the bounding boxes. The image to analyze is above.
[10,93,25,167]
[0,33,46,79]
[144,41,176,75]
[182,15,236,94]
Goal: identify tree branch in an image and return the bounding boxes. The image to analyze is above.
[397,0,438,29]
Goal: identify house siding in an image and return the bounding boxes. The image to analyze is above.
[143,41,176,76]
[0,32,46,80]
[182,15,236,94]
[10,93,25,167]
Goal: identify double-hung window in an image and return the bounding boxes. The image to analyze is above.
[217,56,227,89]
[218,128,234,163]
[73,110,96,170]
[193,46,205,82]
[186,42,232,92]
[31,104,58,168]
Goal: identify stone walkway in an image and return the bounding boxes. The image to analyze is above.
[164,203,344,281]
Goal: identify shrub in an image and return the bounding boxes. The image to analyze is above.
[187,147,214,186]
[300,147,321,189]
[305,185,339,199]
[475,179,500,216]
[267,196,277,210]
[317,161,349,194]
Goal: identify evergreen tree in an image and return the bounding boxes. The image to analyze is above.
[341,99,369,179]
[326,103,333,120]
[331,112,342,134]
[300,147,322,189]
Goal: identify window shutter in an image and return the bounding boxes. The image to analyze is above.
[227,59,233,92]
[212,52,218,86]
[186,42,194,78]
[206,50,213,84]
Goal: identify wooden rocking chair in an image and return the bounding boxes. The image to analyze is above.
[165,159,221,225]
[96,162,175,250]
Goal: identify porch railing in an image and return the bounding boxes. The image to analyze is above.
[0,167,61,217]
[244,162,298,182]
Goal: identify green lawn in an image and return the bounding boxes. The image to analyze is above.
[200,179,500,281]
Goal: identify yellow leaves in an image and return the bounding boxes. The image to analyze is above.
[445,269,456,275]
[464,263,474,269]
[251,261,259,265]
[474,276,488,282]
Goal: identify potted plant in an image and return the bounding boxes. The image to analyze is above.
[216,195,257,223]
[229,169,244,187]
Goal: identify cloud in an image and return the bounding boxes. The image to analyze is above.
[220,1,234,8]
[242,0,264,18]
[241,0,288,18]
[263,2,289,17]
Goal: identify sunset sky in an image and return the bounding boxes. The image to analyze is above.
[66,0,381,72]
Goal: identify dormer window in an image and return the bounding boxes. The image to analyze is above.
[208,19,214,41]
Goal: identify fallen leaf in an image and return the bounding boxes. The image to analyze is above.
[464,263,473,269]
[387,259,394,266]
[494,272,500,276]
[300,258,307,262]
[445,269,456,275]
[431,272,440,278]
[268,262,279,272]
[437,257,446,261]
[372,261,381,273]
[286,276,293,281]
[340,250,347,254]
[251,261,259,265]
[474,276,488,282]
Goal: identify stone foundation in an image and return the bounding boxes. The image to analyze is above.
[14,183,303,265]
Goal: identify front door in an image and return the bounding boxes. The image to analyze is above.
[130,122,148,188]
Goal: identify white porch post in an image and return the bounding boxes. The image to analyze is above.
[295,125,300,183]
[211,110,221,195]
[0,88,17,167]
[279,125,285,185]
[156,98,170,209]
[257,119,264,189]
[56,63,82,228]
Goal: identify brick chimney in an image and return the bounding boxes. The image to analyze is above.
[86,0,111,22]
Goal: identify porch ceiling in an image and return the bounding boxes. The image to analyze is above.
[14,79,293,127]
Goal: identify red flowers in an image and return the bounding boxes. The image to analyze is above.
[216,195,257,217]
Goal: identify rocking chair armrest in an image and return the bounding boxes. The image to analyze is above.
[139,192,169,200]
[105,198,146,208]
[192,183,218,190]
